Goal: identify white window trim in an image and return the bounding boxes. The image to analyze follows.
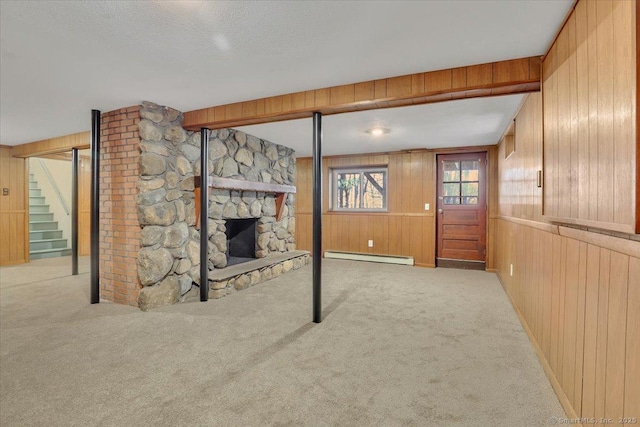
[330,166,388,212]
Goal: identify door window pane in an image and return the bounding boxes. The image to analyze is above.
[444,196,461,205]
[462,196,478,205]
[461,182,478,197]
[443,183,460,197]
[461,160,479,181]
[443,161,460,182]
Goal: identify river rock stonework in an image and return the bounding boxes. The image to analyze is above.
[136,102,298,310]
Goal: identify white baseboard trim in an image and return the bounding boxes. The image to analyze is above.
[324,251,414,266]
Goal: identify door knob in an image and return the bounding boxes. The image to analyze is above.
[438,209,443,214]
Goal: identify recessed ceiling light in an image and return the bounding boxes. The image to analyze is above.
[366,127,390,136]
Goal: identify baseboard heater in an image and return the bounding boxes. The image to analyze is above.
[324,251,414,266]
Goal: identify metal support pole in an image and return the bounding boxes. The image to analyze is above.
[71,148,79,276]
[200,128,210,302]
[90,110,100,303]
[312,112,322,323]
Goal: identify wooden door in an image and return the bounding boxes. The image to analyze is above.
[436,152,486,263]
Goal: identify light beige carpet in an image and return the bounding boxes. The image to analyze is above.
[0,256,563,426]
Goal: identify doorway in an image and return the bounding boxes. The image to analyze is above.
[436,152,487,269]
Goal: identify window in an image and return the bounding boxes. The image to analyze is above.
[505,119,515,159]
[331,167,388,211]
[442,160,479,205]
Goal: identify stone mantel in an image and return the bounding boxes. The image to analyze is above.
[194,176,296,225]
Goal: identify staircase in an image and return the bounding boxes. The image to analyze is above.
[29,174,71,260]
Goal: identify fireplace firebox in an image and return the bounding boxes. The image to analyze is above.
[225,218,257,266]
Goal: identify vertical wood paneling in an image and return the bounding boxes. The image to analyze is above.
[0,146,28,266]
[625,257,640,419]
[78,156,92,256]
[542,0,637,233]
[605,251,629,420]
[575,0,590,221]
[562,238,580,406]
[295,151,440,267]
[573,241,588,415]
[497,12,640,416]
[596,0,615,225]
[587,0,600,222]
[594,249,611,419]
[582,244,601,418]
[612,0,635,226]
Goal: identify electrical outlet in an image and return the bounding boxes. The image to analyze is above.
[2,188,8,196]
[368,240,374,248]
[510,264,513,277]
[424,203,430,211]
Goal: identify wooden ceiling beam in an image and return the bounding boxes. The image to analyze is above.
[183,56,541,131]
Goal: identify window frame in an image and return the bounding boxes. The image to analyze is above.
[330,166,389,212]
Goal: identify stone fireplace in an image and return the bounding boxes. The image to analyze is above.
[135,102,309,310]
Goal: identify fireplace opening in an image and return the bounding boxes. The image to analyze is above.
[225,218,257,266]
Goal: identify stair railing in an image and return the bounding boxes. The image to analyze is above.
[37,159,70,216]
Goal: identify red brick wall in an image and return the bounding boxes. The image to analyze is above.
[100,106,141,306]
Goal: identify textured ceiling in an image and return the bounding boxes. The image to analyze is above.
[236,94,525,157]
[0,1,572,146]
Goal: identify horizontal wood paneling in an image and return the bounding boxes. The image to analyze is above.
[183,57,541,131]
[0,146,28,265]
[542,0,638,233]
[11,131,90,158]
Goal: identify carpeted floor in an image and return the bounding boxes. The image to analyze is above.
[0,256,563,426]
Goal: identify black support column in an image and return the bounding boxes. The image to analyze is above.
[200,128,210,302]
[312,112,322,323]
[71,147,79,276]
[90,110,100,303]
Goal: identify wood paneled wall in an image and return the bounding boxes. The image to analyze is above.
[78,156,91,256]
[496,219,640,423]
[498,92,543,222]
[184,57,541,131]
[497,90,640,422]
[0,146,29,265]
[542,0,638,233]
[295,152,437,267]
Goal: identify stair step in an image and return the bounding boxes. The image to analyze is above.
[30,196,46,205]
[30,230,63,240]
[29,189,41,197]
[29,248,72,260]
[29,221,59,231]
[29,238,68,251]
[30,212,54,222]
[29,181,38,189]
[29,204,50,213]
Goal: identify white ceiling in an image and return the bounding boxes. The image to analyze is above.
[236,94,525,157]
[0,1,572,146]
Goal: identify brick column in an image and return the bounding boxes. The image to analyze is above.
[99,106,141,306]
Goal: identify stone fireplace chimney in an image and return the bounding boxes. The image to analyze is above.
[135,102,307,310]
